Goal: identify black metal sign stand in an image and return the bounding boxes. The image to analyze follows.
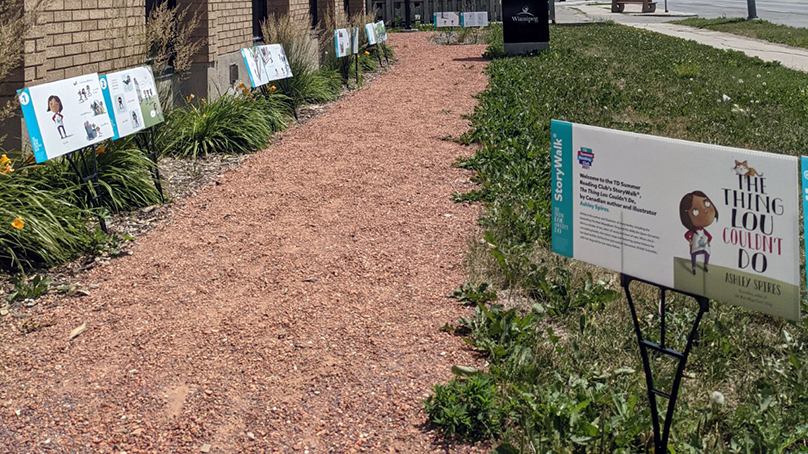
[134,127,164,202]
[373,44,384,67]
[621,274,709,453]
[66,145,107,234]
[355,53,360,85]
[380,42,389,65]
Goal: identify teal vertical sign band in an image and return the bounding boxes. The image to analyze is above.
[801,157,808,295]
[17,88,47,164]
[551,120,574,257]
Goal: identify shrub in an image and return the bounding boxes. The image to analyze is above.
[0,169,92,270]
[158,90,284,159]
[261,13,342,106]
[424,373,505,441]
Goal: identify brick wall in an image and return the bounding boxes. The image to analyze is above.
[208,0,253,59]
[25,0,146,84]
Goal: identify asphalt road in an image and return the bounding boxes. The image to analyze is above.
[672,0,808,27]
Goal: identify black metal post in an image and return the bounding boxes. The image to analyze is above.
[355,53,359,85]
[404,0,412,30]
[620,274,709,453]
[381,42,389,65]
[68,147,108,234]
[375,45,383,67]
[746,0,757,19]
[135,128,165,202]
[147,127,164,202]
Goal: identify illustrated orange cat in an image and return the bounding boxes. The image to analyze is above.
[733,160,763,177]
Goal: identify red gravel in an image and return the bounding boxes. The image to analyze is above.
[0,32,491,453]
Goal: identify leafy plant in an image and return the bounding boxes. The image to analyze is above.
[424,372,505,441]
[158,90,283,159]
[450,282,498,306]
[7,274,50,302]
[0,169,93,270]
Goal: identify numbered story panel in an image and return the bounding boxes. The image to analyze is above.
[352,27,360,54]
[19,73,114,163]
[100,66,165,140]
[241,44,294,88]
[374,21,388,42]
[365,22,378,45]
[434,12,460,27]
[335,28,352,58]
[461,12,489,27]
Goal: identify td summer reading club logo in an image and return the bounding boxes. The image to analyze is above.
[577,147,594,169]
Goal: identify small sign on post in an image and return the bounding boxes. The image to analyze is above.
[502,0,549,55]
[433,12,460,27]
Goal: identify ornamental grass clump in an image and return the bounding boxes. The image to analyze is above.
[30,145,163,214]
[261,13,342,106]
[158,90,280,159]
[0,166,93,270]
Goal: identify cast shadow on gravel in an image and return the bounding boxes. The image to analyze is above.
[417,419,494,453]
[452,56,488,62]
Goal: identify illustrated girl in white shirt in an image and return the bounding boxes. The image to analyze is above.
[47,95,67,139]
[679,190,719,275]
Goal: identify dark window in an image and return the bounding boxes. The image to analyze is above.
[310,0,317,27]
[145,0,176,21]
[253,0,267,41]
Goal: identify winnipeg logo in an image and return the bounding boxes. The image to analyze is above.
[512,5,539,22]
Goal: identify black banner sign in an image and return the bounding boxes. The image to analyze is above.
[503,0,549,47]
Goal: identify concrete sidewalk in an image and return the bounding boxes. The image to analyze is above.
[553,2,808,72]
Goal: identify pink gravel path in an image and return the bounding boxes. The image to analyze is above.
[0,32,491,453]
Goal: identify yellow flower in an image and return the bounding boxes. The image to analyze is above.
[269,85,277,93]
[238,82,246,89]
[364,50,370,55]
[189,93,195,100]
[3,164,13,174]
[11,217,23,230]
[202,114,207,118]
[0,154,10,165]
[242,88,249,95]
[95,145,105,154]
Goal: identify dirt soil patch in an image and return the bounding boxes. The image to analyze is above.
[0,32,491,453]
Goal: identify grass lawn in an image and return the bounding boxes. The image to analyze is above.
[427,22,808,453]
[673,17,808,50]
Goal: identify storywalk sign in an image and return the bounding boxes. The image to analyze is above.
[502,0,549,55]
[550,120,801,321]
[19,73,114,163]
[100,66,165,140]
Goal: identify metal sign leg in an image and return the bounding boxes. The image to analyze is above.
[620,274,709,453]
[135,128,165,202]
[67,147,108,234]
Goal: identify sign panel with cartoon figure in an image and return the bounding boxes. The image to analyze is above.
[241,44,293,88]
[352,27,360,54]
[461,12,489,27]
[433,12,460,27]
[241,46,272,88]
[100,66,165,140]
[551,121,801,320]
[374,21,387,42]
[19,73,114,163]
[365,22,378,45]
[335,28,352,58]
